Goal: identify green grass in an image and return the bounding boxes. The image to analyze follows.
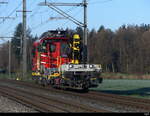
[0,73,17,79]
[101,72,132,77]
[101,72,150,80]
[0,72,33,82]
[90,79,150,99]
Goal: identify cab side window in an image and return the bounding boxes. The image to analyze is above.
[38,43,47,53]
[41,42,47,53]
[61,43,71,57]
[50,44,56,52]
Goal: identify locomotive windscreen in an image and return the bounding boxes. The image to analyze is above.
[61,42,71,58]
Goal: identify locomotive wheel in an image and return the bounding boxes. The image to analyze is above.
[38,78,42,85]
[51,79,56,88]
[41,78,47,87]
[82,87,89,92]
[82,82,89,92]
[35,79,38,84]
[60,79,67,90]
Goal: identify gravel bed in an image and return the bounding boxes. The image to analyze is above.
[0,95,38,113]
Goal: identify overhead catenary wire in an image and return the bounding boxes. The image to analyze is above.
[59,6,83,29]
[39,7,77,32]
[0,1,22,41]
[2,0,39,40]
[30,0,87,37]
[2,16,20,36]
[30,4,80,33]
[46,4,83,27]
[0,1,22,25]
[0,0,114,41]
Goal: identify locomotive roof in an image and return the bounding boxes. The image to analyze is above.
[33,30,70,47]
[33,37,69,47]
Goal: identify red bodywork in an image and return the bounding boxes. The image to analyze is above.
[32,37,71,72]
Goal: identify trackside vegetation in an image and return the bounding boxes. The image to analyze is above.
[90,75,150,99]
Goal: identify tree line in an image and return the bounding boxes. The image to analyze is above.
[88,24,150,74]
[0,23,150,74]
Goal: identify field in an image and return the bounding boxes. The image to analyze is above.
[101,73,150,79]
[90,79,150,99]
[0,73,33,81]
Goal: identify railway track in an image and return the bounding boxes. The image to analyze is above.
[1,79,150,112]
[0,79,107,112]
[88,91,150,110]
[83,92,150,112]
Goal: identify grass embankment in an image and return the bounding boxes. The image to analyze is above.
[0,72,33,82]
[90,73,150,99]
[101,72,150,79]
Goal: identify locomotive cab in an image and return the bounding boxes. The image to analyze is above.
[32,31,71,80]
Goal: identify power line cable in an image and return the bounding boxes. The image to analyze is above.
[0,1,22,35]
[30,0,85,36]
[59,6,83,28]
[30,4,79,32]
[2,16,20,36]
[0,1,22,25]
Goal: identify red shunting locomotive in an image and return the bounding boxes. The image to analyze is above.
[32,30,102,91]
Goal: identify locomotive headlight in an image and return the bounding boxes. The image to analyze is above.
[89,65,94,68]
[69,64,73,68]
